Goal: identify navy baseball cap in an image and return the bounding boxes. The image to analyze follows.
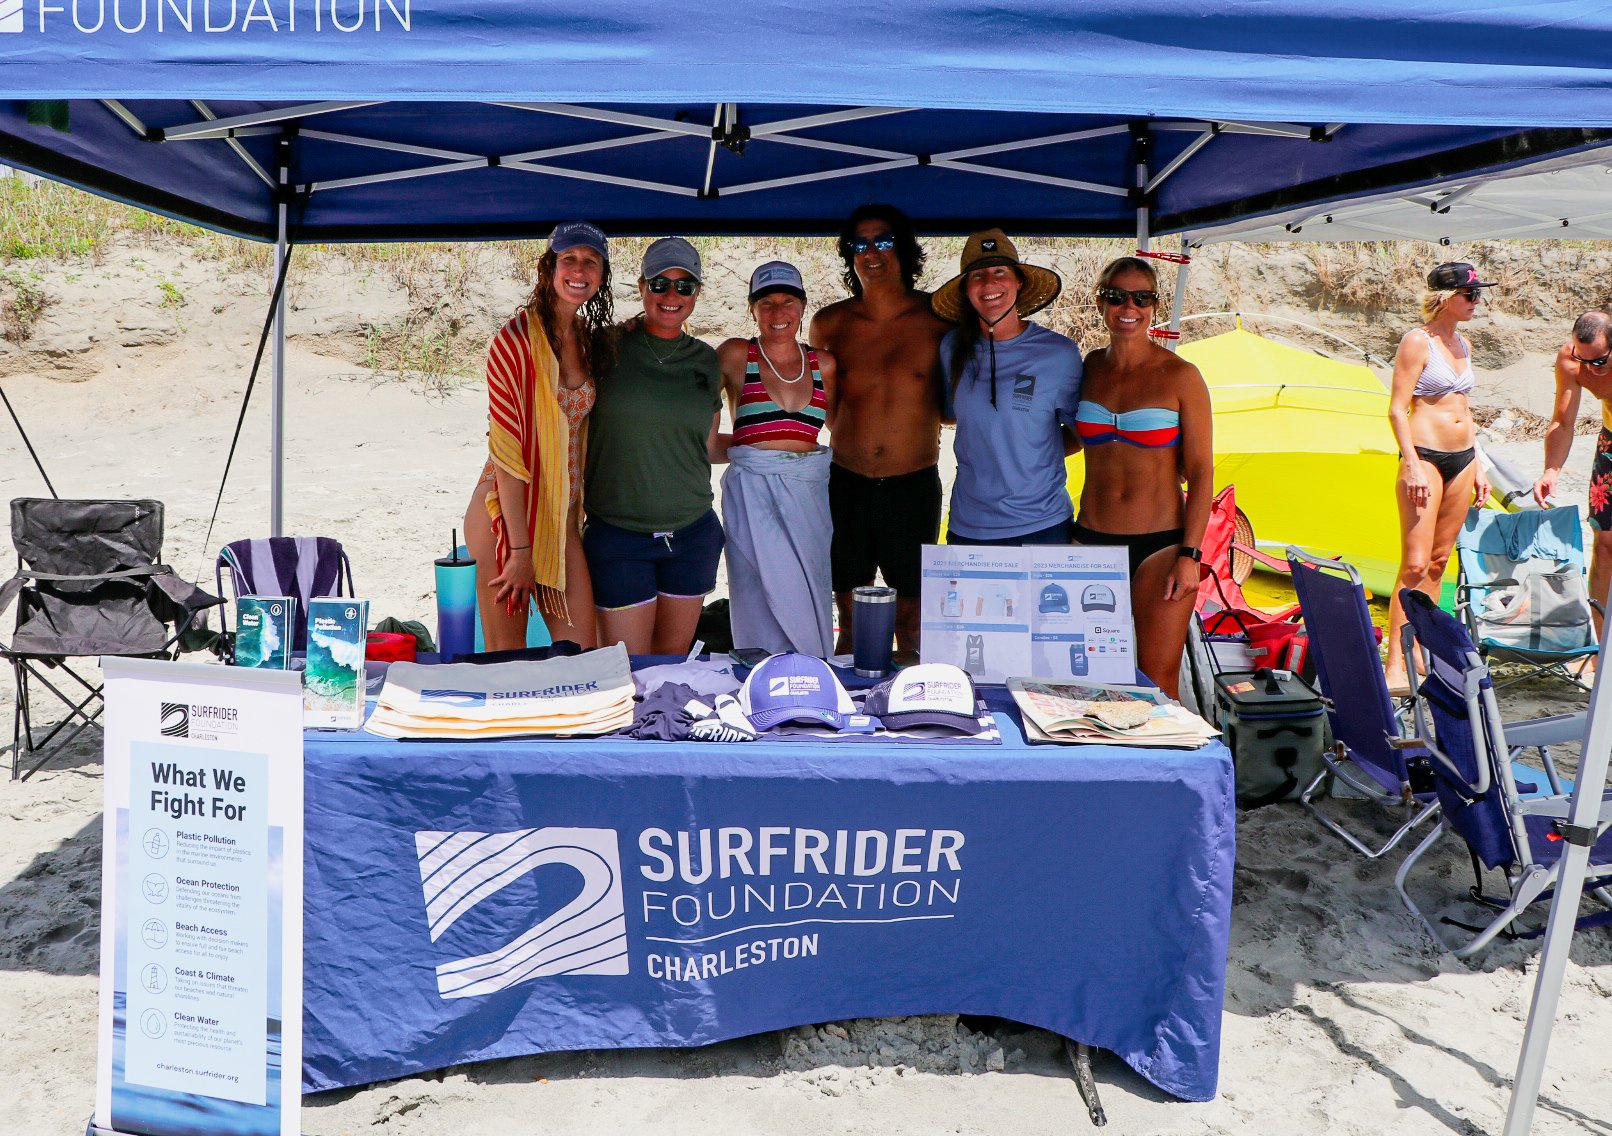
[749,260,807,302]
[1039,583,1070,614]
[862,664,983,734]
[739,653,853,730]
[1080,584,1117,612]
[548,221,608,260]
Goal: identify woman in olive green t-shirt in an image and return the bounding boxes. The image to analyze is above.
[584,237,728,655]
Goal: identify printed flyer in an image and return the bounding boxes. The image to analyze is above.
[233,596,293,670]
[303,598,368,729]
[920,544,1134,683]
[96,658,303,1136]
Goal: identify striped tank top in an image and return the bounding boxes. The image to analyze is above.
[731,339,827,446]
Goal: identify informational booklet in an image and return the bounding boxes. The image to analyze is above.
[234,595,294,670]
[303,598,369,729]
[1009,678,1217,747]
[920,544,1135,683]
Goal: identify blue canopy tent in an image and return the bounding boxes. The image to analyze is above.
[5,2,1612,1129]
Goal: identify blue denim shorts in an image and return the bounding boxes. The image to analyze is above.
[583,510,725,609]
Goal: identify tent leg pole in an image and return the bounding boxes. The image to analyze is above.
[1165,236,1191,354]
[1503,615,1612,1135]
[1132,122,1150,253]
[270,165,288,539]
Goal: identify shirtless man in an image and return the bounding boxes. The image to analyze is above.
[1535,309,1612,629]
[810,204,950,654]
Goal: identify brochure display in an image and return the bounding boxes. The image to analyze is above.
[95,657,304,1136]
[919,544,1135,683]
[233,596,294,670]
[304,598,368,729]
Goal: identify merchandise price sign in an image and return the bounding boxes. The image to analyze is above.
[920,544,1135,683]
[94,658,304,1136]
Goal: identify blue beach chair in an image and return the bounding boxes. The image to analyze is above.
[1393,588,1612,958]
[1454,506,1598,690]
[1287,547,1439,858]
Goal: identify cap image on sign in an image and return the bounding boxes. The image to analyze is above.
[1080,584,1117,612]
[1038,583,1070,613]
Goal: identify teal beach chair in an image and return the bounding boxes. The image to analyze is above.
[1453,507,1598,690]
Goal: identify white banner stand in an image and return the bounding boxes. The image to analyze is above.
[93,658,304,1136]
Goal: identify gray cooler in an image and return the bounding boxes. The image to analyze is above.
[1213,668,1328,808]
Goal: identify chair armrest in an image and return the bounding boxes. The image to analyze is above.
[1503,712,1586,748]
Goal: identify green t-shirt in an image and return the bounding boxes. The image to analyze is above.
[585,329,723,533]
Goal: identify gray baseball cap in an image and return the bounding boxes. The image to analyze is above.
[641,236,702,283]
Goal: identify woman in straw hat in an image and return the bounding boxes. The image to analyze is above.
[1071,255,1213,699]
[464,221,614,650]
[932,229,1084,546]
[1382,261,1494,694]
[717,260,839,656]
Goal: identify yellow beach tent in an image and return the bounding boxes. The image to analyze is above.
[1066,325,1405,596]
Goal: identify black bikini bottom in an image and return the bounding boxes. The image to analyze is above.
[1071,519,1185,578]
[1413,445,1476,485]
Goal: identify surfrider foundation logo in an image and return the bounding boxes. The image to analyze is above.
[415,826,627,1000]
[159,702,189,738]
[3,0,411,35]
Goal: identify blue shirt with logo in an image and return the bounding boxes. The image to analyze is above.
[940,321,1083,540]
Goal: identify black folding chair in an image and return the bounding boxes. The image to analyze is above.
[0,498,222,779]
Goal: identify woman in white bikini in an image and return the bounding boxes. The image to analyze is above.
[1383,261,1495,691]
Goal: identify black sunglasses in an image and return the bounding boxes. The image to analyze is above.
[1573,348,1612,368]
[843,234,896,255]
[1097,286,1159,308]
[646,275,699,296]
[1457,288,1484,302]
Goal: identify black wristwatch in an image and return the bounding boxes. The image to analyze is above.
[1177,545,1203,563]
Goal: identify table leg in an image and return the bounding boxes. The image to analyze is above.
[1063,1038,1108,1127]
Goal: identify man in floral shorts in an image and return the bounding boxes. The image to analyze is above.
[1535,310,1612,634]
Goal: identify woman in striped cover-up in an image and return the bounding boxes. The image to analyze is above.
[463,222,615,650]
[716,261,839,656]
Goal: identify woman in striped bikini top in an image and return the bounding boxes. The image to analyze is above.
[721,290,839,452]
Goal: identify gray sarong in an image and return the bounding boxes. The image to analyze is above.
[721,445,834,656]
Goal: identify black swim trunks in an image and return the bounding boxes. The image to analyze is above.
[829,464,942,597]
[1592,428,1612,532]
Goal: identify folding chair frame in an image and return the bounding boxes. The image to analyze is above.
[1392,597,1612,958]
[1287,547,1439,860]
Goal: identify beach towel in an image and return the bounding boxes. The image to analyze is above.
[484,308,581,621]
[721,445,834,657]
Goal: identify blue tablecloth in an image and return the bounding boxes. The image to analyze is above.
[301,688,1235,1101]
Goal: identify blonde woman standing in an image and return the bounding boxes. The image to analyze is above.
[1383,261,1494,692]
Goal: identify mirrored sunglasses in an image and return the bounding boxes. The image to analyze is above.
[1572,348,1612,368]
[1097,286,1159,308]
[646,275,699,296]
[843,234,897,255]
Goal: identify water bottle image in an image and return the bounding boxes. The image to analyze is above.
[1070,642,1089,676]
[941,581,962,618]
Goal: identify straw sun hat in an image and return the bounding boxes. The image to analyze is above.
[931,229,1062,323]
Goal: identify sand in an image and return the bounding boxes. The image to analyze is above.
[2,241,1610,1136]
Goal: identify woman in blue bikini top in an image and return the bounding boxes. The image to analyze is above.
[1071,256,1214,700]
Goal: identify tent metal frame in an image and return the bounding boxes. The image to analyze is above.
[6,92,1608,1133]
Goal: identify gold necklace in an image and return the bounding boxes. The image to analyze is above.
[646,330,687,366]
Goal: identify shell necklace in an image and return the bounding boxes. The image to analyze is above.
[758,337,806,384]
